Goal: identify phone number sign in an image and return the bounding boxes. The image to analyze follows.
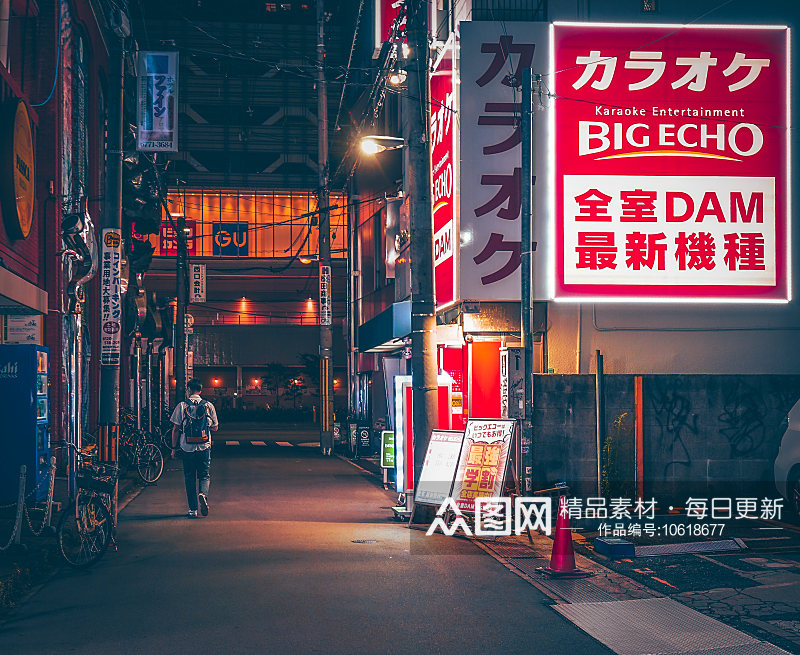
[552,23,790,302]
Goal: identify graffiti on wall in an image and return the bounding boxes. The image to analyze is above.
[649,379,697,480]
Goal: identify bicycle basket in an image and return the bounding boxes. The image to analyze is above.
[76,462,118,495]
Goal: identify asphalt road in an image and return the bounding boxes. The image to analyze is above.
[0,439,611,655]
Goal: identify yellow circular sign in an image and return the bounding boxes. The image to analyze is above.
[104,231,121,248]
[1,100,35,240]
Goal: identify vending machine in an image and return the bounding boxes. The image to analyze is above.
[0,345,51,504]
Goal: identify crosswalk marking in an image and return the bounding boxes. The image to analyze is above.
[297,442,320,448]
[276,441,294,447]
[252,441,267,446]
[225,440,239,446]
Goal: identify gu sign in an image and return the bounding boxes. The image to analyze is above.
[430,39,457,310]
[552,23,790,302]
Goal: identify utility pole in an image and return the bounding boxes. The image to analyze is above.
[175,211,187,401]
[520,69,534,493]
[405,0,437,508]
[98,26,126,462]
[316,0,333,454]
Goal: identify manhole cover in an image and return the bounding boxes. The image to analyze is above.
[352,539,377,544]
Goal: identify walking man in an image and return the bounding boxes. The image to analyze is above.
[171,379,219,517]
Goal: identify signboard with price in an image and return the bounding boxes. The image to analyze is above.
[451,419,515,513]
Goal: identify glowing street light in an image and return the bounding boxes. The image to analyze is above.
[360,135,405,156]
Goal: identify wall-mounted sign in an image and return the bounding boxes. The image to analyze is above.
[374,0,405,53]
[137,51,178,152]
[212,222,248,256]
[159,219,196,256]
[1,100,35,240]
[414,429,465,507]
[319,264,332,325]
[100,229,123,366]
[458,22,550,302]
[4,316,41,344]
[451,419,514,513]
[553,23,790,302]
[430,38,457,310]
[190,263,206,303]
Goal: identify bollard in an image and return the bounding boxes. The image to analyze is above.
[13,465,26,545]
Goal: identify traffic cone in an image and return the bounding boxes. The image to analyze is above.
[540,496,591,577]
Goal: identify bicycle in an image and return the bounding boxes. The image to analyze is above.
[119,409,165,484]
[55,441,117,568]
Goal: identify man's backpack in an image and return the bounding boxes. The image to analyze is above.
[183,399,210,444]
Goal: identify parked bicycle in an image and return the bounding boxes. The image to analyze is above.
[54,441,117,568]
[119,408,165,483]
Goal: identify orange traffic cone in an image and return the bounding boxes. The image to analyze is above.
[540,496,591,577]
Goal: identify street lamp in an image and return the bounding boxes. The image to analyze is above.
[360,135,405,155]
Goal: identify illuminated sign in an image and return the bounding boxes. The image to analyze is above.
[458,22,551,302]
[212,222,248,256]
[374,0,405,52]
[159,220,196,256]
[451,419,515,513]
[137,51,178,152]
[414,429,465,507]
[430,38,457,310]
[552,23,790,302]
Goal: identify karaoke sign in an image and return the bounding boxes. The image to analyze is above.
[552,24,790,302]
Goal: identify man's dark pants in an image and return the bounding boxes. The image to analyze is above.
[181,448,211,511]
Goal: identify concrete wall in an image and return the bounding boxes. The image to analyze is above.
[548,304,800,374]
[533,374,800,501]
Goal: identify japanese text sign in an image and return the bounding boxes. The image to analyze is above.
[553,23,790,302]
[415,429,466,507]
[430,40,457,310]
[190,264,206,303]
[137,52,178,152]
[159,219,196,256]
[100,229,122,366]
[319,264,332,326]
[451,419,514,513]
[459,22,550,302]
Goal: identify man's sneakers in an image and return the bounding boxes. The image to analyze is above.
[187,510,198,518]
[199,493,209,516]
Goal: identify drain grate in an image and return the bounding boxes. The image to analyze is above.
[678,644,794,655]
[481,541,541,559]
[506,559,616,603]
[635,538,745,557]
[351,539,377,544]
[554,597,759,655]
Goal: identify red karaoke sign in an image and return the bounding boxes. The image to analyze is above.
[553,24,790,302]
[430,42,457,309]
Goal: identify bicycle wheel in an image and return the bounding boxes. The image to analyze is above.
[57,495,112,568]
[137,442,164,483]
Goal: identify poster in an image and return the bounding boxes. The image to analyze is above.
[414,429,465,507]
[553,23,789,302]
[451,419,515,513]
[100,229,122,366]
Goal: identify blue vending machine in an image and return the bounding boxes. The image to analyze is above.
[0,345,51,504]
